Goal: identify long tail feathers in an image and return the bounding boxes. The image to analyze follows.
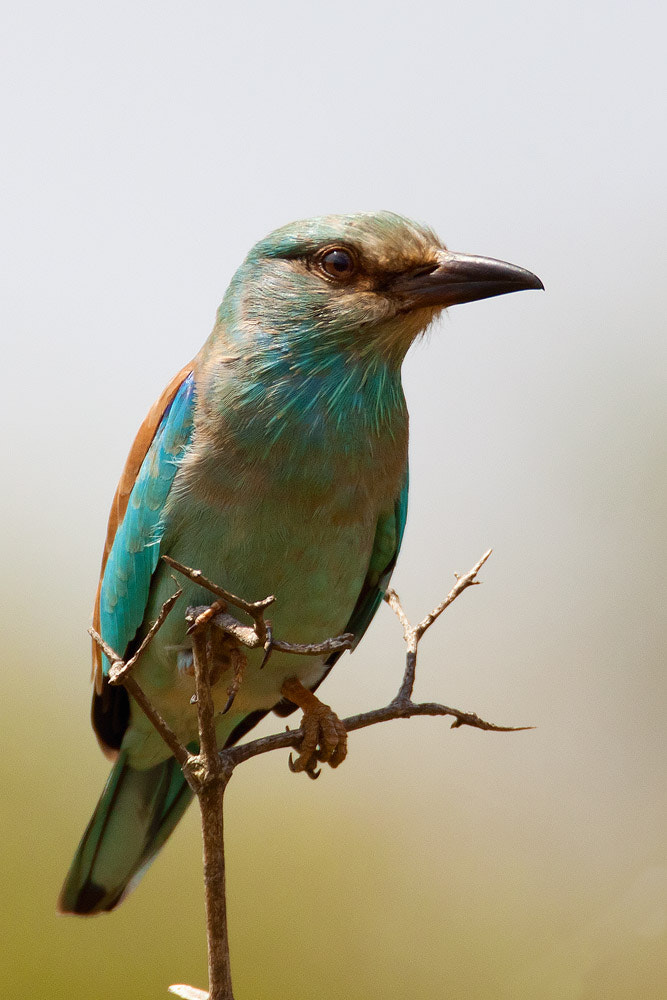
[58,750,194,915]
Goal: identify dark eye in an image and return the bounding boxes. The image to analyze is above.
[318,247,356,280]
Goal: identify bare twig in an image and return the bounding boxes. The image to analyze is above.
[107,587,183,684]
[88,623,193,772]
[225,701,528,768]
[122,676,194,773]
[162,555,275,615]
[188,625,234,1000]
[414,547,492,636]
[387,548,493,705]
[269,633,355,656]
[86,626,123,673]
[163,554,276,651]
[89,550,529,1000]
[187,603,354,658]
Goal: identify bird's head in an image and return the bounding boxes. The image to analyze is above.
[219,211,542,368]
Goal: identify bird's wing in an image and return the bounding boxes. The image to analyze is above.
[273,466,409,718]
[91,364,195,694]
[344,465,409,648]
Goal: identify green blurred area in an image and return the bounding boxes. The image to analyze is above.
[2,0,666,996]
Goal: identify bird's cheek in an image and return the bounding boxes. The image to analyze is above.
[342,291,396,330]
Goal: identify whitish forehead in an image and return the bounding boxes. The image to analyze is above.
[251,211,443,268]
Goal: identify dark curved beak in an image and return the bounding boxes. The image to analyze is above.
[393,251,544,310]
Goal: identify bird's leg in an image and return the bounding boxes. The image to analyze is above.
[281,677,348,779]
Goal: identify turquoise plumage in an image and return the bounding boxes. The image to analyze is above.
[99,372,196,677]
[59,212,541,915]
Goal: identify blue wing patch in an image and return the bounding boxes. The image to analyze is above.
[99,374,196,673]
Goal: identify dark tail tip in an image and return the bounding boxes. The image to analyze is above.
[58,877,125,916]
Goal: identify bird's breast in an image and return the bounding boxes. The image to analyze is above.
[165,392,407,635]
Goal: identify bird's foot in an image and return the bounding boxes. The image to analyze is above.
[281,678,348,780]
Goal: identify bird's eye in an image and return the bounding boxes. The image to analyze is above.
[317,247,356,281]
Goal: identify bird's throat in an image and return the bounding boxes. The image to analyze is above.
[214,346,407,456]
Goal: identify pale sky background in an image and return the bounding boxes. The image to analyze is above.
[1,2,665,998]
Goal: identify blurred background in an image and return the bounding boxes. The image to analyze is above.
[2,1,665,997]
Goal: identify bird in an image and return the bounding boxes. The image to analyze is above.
[58,211,542,915]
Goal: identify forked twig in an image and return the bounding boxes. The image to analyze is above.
[88,549,530,1000]
[388,547,492,706]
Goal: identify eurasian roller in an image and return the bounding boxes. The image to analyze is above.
[59,211,542,915]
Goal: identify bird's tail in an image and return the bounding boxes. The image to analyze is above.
[58,750,194,915]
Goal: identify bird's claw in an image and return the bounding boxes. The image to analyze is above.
[288,753,321,780]
[221,646,247,713]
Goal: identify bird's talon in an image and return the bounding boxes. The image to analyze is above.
[288,749,319,776]
[259,625,274,670]
[219,646,247,714]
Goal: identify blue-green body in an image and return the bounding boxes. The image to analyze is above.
[59,212,542,914]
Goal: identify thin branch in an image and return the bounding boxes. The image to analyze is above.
[107,587,183,685]
[87,626,123,672]
[385,548,493,705]
[225,699,530,768]
[122,676,194,773]
[384,588,411,634]
[162,555,275,616]
[188,621,234,1000]
[88,626,193,772]
[414,547,493,638]
[269,633,355,656]
[187,604,354,657]
[164,554,277,651]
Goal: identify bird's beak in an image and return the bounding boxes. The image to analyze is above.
[393,251,544,310]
